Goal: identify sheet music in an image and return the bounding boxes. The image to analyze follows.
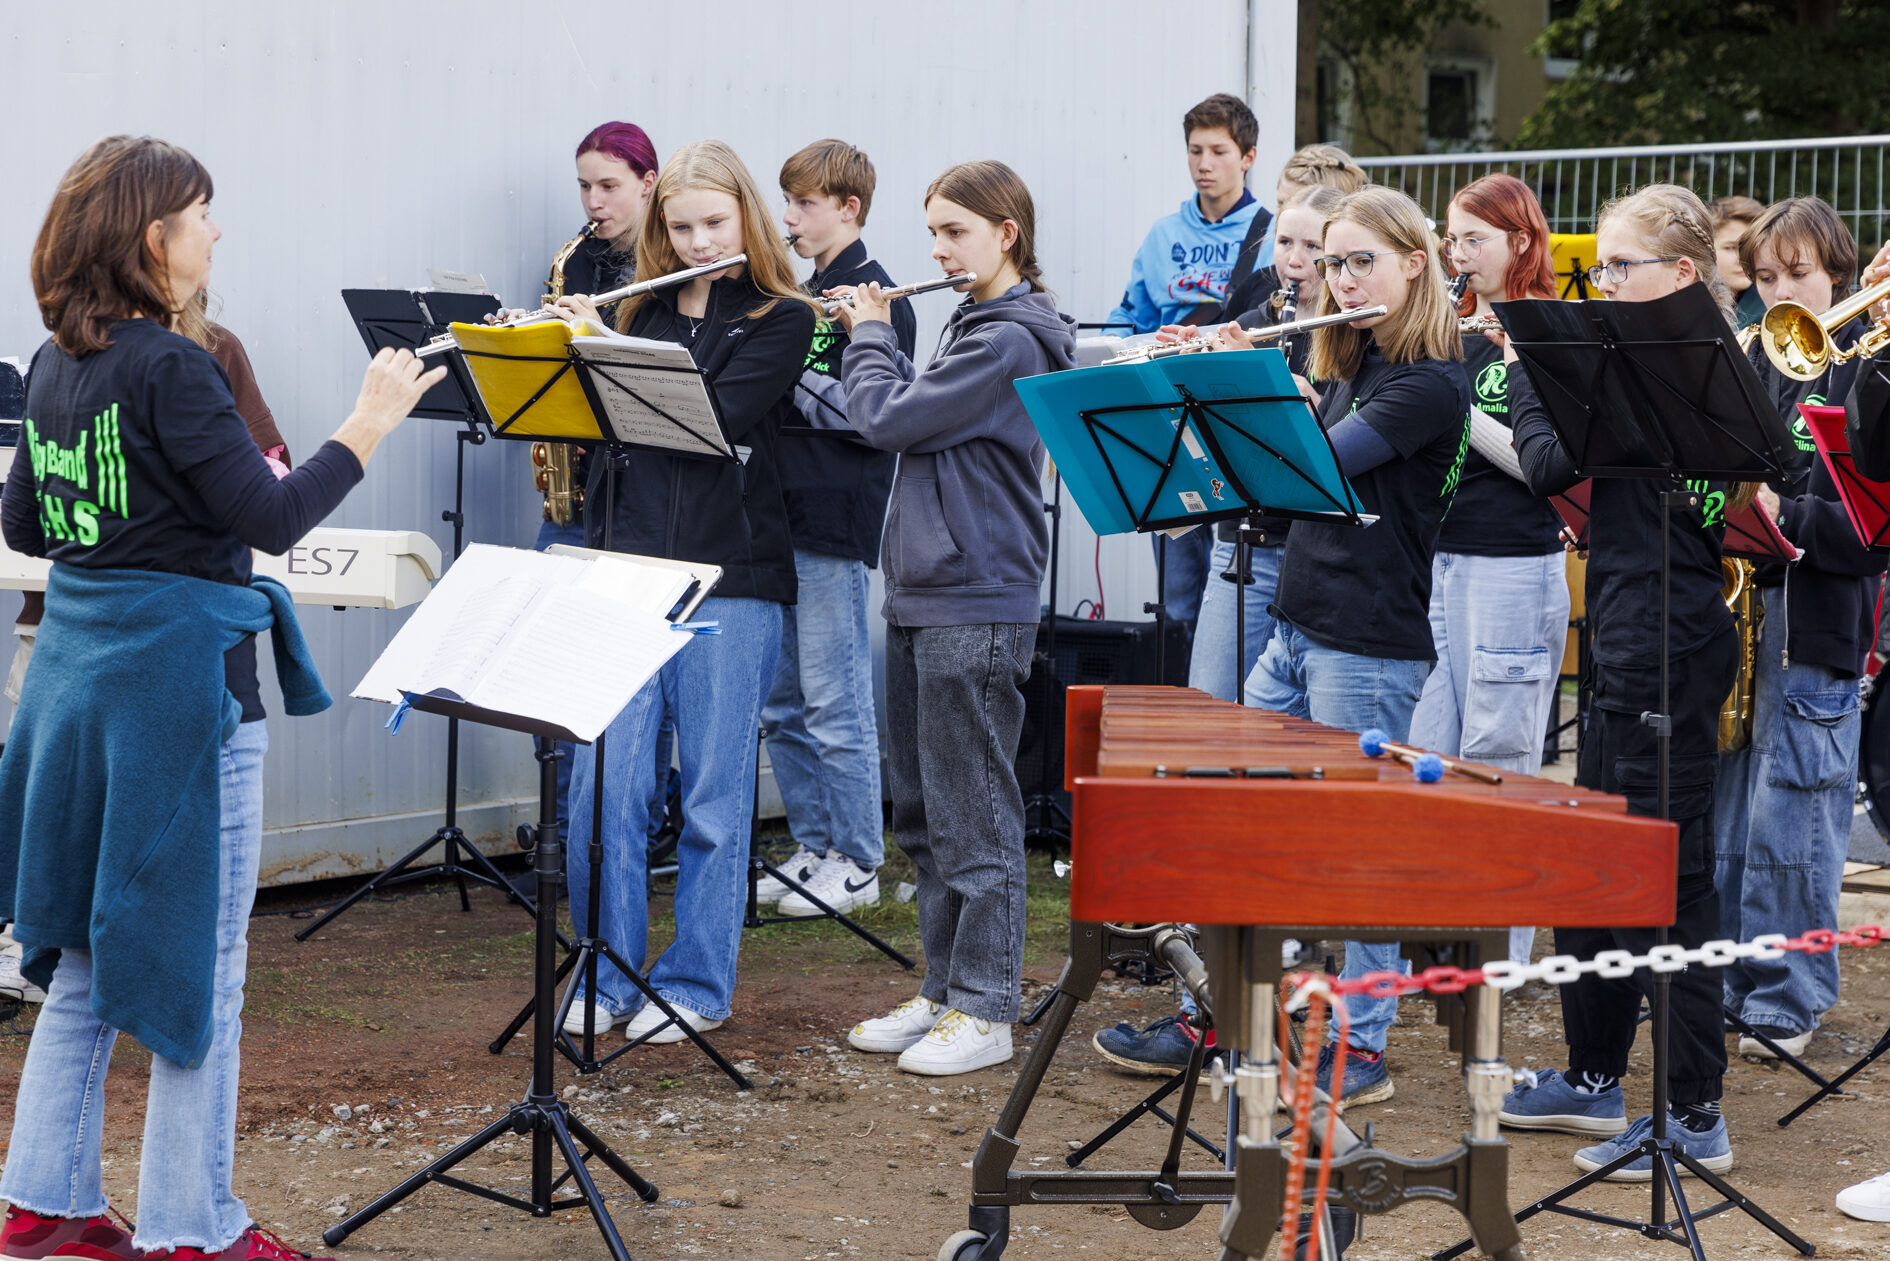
[353,543,703,743]
[569,334,732,457]
[465,585,688,740]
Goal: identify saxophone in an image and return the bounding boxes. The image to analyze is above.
[1717,557,1763,752]
[530,221,599,526]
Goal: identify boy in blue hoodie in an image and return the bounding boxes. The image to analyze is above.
[1105,93,1270,333]
[1108,94,1272,643]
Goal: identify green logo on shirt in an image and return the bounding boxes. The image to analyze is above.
[25,404,129,547]
[805,322,841,376]
[1684,478,1726,529]
[1474,361,1508,409]
[1791,393,1826,452]
[1440,413,1470,501]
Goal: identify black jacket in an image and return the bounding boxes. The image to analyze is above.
[1748,323,1886,677]
[1213,206,1277,327]
[584,272,816,604]
[778,239,916,565]
[1848,343,1890,480]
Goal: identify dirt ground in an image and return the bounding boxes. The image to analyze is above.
[3,842,1889,1261]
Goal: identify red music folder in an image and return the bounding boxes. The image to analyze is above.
[1801,402,1890,552]
[1546,476,1798,561]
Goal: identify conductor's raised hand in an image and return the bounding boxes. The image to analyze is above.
[334,347,448,467]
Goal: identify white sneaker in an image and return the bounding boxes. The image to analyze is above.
[1837,1169,1890,1221]
[624,1000,724,1045]
[897,1009,1013,1076]
[560,990,629,1036]
[0,951,45,1004]
[776,851,879,917]
[754,846,820,904]
[848,995,943,1053]
[1738,1026,1813,1059]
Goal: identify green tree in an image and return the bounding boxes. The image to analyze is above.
[1313,0,1496,153]
[1521,0,1890,147]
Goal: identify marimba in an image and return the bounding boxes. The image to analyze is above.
[946,686,1676,1261]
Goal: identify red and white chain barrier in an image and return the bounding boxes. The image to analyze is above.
[1286,925,1887,1004]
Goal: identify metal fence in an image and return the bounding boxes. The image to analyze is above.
[1360,135,1890,260]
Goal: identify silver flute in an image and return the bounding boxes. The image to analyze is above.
[1102,304,1389,365]
[415,254,752,358]
[821,273,976,312]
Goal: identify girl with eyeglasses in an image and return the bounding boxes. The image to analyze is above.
[1499,183,1741,1180]
[1242,186,1471,1108]
[1411,174,1570,970]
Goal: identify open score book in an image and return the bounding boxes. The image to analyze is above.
[354,544,714,743]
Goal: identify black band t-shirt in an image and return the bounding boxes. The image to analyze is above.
[1272,345,1472,661]
[2,319,362,718]
[1434,335,1565,557]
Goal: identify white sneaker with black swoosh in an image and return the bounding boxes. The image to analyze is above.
[776,850,879,917]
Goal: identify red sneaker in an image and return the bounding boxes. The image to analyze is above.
[164,1227,328,1261]
[0,1206,140,1261]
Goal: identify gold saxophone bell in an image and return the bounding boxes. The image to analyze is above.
[1717,557,1762,752]
[529,223,598,527]
[1748,275,1890,382]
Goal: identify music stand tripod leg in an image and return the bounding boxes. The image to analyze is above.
[327,737,658,1259]
[745,728,916,969]
[1779,1023,1890,1126]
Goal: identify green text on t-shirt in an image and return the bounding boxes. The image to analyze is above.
[24,404,129,547]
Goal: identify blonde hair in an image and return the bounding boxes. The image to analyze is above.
[1598,184,1755,507]
[1309,186,1460,383]
[1280,183,1345,221]
[1280,144,1369,196]
[618,140,822,328]
[1596,183,1735,323]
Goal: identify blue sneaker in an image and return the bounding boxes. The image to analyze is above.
[1091,1014,1209,1076]
[1313,1042,1394,1107]
[1573,1110,1733,1181]
[1500,1068,1628,1136]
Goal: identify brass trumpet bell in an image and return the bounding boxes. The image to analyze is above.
[1748,276,1890,383]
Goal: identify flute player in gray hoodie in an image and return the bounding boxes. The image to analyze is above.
[826,160,1076,1077]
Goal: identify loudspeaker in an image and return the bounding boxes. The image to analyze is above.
[1019,615,1190,845]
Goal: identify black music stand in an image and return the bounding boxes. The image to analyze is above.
[1438,284,1806,1261]
[325,716,658,1261]
[297,293,530,943]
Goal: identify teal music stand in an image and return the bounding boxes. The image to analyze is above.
[1014,346,1373,538]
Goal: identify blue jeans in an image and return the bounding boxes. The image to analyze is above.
[1409,550,1570,966]
[1187,539,1282,702]
[1,721,267,1252]
[535,518,671,840]
[1151,528,1212,626]
[1712,584,1860,1033]
[1247,621,1429,1053]
[567,596,781,1020]
[761,549,884,868]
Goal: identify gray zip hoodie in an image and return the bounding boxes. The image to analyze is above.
[841,283,1077,627]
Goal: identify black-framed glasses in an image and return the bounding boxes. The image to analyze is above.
[1586,257,1680,286]
[1314,250,1391,280]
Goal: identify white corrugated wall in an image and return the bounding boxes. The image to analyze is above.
[0,2,1297,883]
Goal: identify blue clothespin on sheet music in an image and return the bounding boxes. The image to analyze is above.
[386,694,414,735]
[671,621,721,635]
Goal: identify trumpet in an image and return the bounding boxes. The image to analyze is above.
[1742,275,1890,382]
[1100,304,1389,365]
[415,253,752,358]
[821,273,976,311]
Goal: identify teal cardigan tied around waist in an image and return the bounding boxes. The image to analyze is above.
[0,563,329,1068]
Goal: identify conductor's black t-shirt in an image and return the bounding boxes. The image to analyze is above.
[1434,335,1565,557]
[7,320,360,720]
[1272,346,1471,661]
